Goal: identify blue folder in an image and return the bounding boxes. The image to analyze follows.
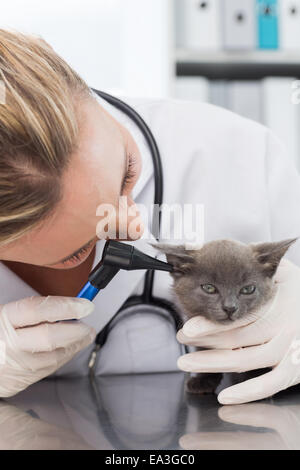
[257,0,279,49]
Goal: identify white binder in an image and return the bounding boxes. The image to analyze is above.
[173,77,210,102]
[222,0,256,50]
[175,0,222,50]
[227,81,262,122]
[279,0,300,50]
[210,81,228,108]
[262,77,300,171]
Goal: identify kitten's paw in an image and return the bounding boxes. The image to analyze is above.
[185,374,222,395]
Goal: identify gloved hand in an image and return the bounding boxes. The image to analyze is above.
[0,296,96,398]
[176,258,300,405]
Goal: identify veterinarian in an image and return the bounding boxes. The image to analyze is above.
[0,30,300,404]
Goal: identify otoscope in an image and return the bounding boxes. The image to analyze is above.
[76,240,173,301]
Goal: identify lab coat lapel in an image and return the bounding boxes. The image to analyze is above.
[0,261,38,303]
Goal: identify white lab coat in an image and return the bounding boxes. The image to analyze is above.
[1,91,300,376]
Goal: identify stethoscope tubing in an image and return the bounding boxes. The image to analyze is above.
[86,89,185,359]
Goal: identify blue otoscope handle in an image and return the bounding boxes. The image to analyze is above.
[77,281,99,301]
[58,282,99,322]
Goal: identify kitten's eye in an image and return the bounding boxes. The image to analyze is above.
[240,285,256,295]
[201,284,218,294]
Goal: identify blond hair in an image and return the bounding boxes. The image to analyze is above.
[0,29,91,247]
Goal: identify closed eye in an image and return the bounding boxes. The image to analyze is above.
[61,239,95,266]
[121,152,137,194]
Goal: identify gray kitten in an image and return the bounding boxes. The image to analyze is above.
[153,238,297,394]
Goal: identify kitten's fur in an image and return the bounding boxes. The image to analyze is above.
[153,238,297,394]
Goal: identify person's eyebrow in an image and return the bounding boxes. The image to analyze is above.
[47,237,96,266]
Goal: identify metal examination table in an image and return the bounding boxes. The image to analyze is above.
[3,371,300,450]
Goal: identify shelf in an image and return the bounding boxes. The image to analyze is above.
[176,49,300,65]
[175,49,300,80]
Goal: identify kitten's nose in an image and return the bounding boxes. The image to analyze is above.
[222,306,237,318]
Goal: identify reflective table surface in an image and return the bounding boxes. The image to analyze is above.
[3,371,300,450]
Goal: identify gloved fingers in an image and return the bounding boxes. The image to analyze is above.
[1,296,95,328]
[217,367,285,405]
[37,336,95,373]
[48,338,95,373]
[14,321,96,353]
[177,343,276,374]
[274,258,299,283]
[178,313,257,340]
[0,343,88,398]
[7,327,96,375]
[34,332,96,376]
[176,322,272,350]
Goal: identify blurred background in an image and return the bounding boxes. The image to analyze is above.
[1,0,300,170]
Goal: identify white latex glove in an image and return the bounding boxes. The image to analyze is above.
[176,258,300,405]
[0,296,96,398]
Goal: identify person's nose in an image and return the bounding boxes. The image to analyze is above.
[95,196,145,241]
[118,196,145,241]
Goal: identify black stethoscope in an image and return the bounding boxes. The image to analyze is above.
[76,89,187,374]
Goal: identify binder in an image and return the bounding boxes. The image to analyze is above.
[226,81,262,122]
[173,77,210,102]
[175,0,221,50]
[262,77,300,170]
[279,0,300,50]
[210,81,228,108]
[222,0,256,50]
[257,0,279,49]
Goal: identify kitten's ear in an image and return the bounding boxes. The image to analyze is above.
[251,237,298,277]
[149,243,196,277]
